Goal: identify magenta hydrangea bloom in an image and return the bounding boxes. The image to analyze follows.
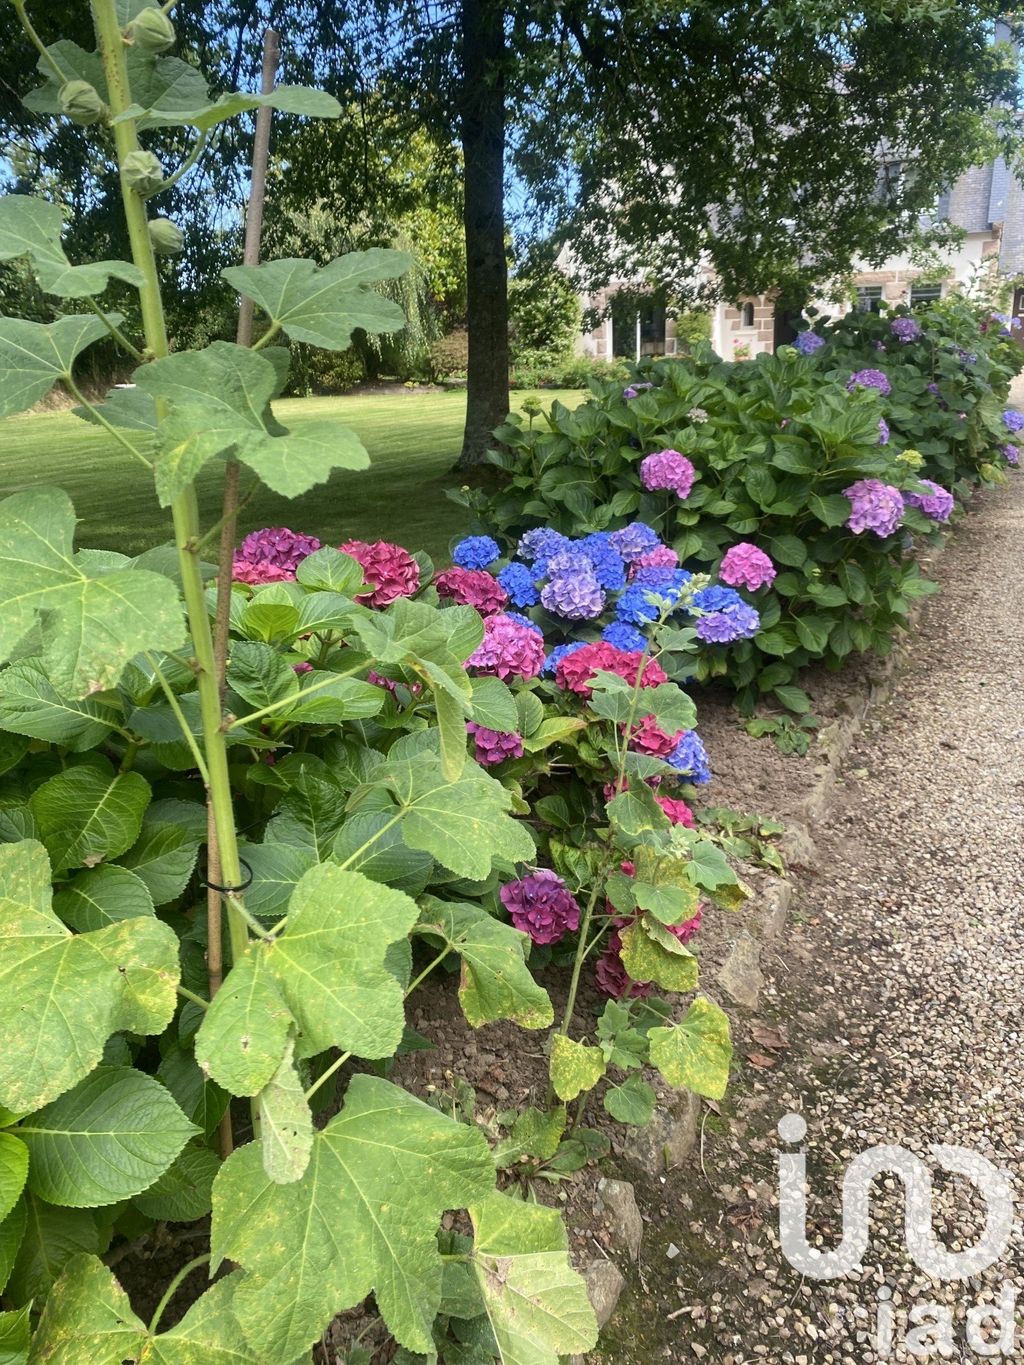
[340,539,420,608]
[890,317,922,343]
[435,567,508,615]
[594,932,652,999]
[655,795,695,827]
[846,368,892,397]
[640,449,696,498]
[466,613,546,681]
[233,527,322,584]
[467,723,524,766]
[633,545,679,573]
[843,479,904,537]
[902,480,954,522]
[628,714,683,758]
[499,870,580,945]
[719,542,776,591]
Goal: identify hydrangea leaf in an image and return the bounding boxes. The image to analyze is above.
[619,919,699,993]
[0,488,185,696]
[0,660,120,750]
[0,1137,28,1226]
[417,900,553,1030]
[0,841,179,1112]
[0,316,122,419]
[294,546,365,593]
[382,755,535,880]
[0,196,143,298]
[28,760,150,874]
[257,1036,313,1185]
[549,1034,606,1103]
[0,1305,29,1364]
[267,864,419,1061]
[237,842,317,920]
[194,953,292,1097]
[132,1146,220,1223]
[223,253,411,350]
[648,997,733,1099]
[210,1074,495,1359]
[136,342,370,502]
[53,865,153,934]
[26,1253,145,1362]
[331,812,434,896]
[6,1197,98,1306]
[117,821,201,906]
[0,1202,26,1298]
[18,1067,197,1208]
[468,676,519,732]
[466,1195,598,1364]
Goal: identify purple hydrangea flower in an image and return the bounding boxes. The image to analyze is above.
[467,723,524,766]
[602,621,648,652]
[499,869,581,944]
[623,382,654,400]
[545,550,596,579]
[497,562,540,607]
[233,527,322,583]
[1003,410,1024,433]
[466,613,546,680]
[609,522,662,562]
[540,574,606,620]
[844,479,904,537]
[902,480,954,522]
[640,449,696,498]
[518,528,570,562]
[847,368,892,397]
[927,382,940,395]
[1003,443,1020,467]
[878,417,890,446]
[794,331,825,354]
[667,731,712,784]
[890,317,922,343]
[695,602,761,643]
[452,535,500,570]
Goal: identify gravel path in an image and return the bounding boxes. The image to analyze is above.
[600,472,1024,1363]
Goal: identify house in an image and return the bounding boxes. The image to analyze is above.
[576,155,1024,363]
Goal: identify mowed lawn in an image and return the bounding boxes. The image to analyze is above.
[0,389,580,563]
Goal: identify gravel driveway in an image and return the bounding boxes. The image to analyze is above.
[597,471,1024,1363]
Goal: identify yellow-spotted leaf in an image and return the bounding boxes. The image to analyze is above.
[648,996,733,1099]
[549,1034,606,1103]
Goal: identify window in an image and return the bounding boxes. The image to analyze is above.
[739,302,755,327]
[855,285,884,314]
[910,281,942,306]
[874,160,903,202]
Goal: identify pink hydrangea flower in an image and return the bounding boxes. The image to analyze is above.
[632,545,680,574]
[467,723,524,766]
[640,449,696,498]
[719,543,776,591]
[340,539,420,608]
[499,870,580,945]
[656,795,696,827]
[628,715,683,758]
[233,527,322,584]
[555,642,668,697]
[466,613,545,681]
[435,567,508,615]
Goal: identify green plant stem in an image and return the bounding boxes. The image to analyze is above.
[158,131,211,195]
[228,661,368,730]
[250,322,281,351]
[63,376,153,470]
[190,482,256,554]
[557,881,603,1040]
[142,650,210,783]
[176,984,209,1010]
[92,0,249,1080]
[147,1254,210,1334]
[12,0,70,81]
[82,297,145,361]
[405,945,451,998]
[304,1050,351,1102]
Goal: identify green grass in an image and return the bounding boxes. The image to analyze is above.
[0,389,580,563]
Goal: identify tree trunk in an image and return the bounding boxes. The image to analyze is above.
[457,0,509,469]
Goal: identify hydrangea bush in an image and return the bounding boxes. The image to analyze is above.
[456,297,1020,712]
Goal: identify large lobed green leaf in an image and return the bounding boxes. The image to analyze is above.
[210,1074,495,1358]
[0,841,180,1113]
[0,316,122,420]
[0,196,143,299]
[0,488,185,697]
[648,996,733,1099]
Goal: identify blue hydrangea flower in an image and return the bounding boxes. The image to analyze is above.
[609,522,662,562]
[1003,410,1024,433]
[878,417,890,445]
[453,535,500,570]
[633,567,693,593]
[692,585,745,613]
[794,331,825,355]
[581,532,628,590]
[504,611,544,636]
[543,641,586,676]
[695,602,760,643]
[540,575,606,620]
[667,731,712,784]
[497,562,540,607]
[602,621,648,652]
[616,583,665,626]
[518,527,571,563]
